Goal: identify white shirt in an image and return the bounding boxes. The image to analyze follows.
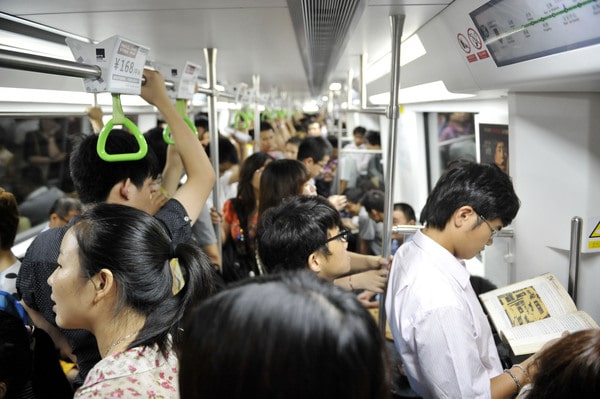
[343,142,370,176]
[206,169,238,211]
[0,259,21,297]
[358,207,383,256]
[385,230,502,399]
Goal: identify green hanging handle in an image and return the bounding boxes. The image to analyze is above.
[276,109,287,120]
[97,93,148,162]
[234,109,253,130]
[163,99,198,145]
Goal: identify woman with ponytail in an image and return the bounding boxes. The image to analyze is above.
[47,203,216,398]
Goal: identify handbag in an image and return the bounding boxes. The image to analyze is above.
[220,198,258,283]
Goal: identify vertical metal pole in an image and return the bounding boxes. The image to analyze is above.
[204,48,222,266]
[568,216,583,304]
[347,69,353,108]
[336,96,342,195]
[379,13,405,332]
[253,74,261,153]
[360,54,368,110]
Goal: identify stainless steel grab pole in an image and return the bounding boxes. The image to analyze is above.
[568,216,583,304]
[0,47,101,79]
[204,48,223,271]
[378,13,405,333]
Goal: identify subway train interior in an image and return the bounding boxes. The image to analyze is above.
[1,0,599,334]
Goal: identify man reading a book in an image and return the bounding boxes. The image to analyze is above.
[385,161,537,399]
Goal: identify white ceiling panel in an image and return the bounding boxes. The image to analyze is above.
[1,0,453,101]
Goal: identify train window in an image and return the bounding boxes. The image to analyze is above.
[428,112,477,187]
[0,116,92,232]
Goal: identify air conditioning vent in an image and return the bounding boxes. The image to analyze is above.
[287,0,366,96]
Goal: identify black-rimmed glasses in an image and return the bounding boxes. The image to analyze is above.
[324,229,349,244]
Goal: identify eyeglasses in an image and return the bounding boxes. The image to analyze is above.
[477,213,500,238]
[324,229,349,244]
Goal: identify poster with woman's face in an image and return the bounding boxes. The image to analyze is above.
[479,124,509,174]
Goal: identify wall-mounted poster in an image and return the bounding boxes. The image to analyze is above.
[479,123,509,174]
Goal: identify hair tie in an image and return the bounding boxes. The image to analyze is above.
[169,258,186,295]
[169,242,178,259]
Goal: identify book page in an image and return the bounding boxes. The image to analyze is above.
[479,274,577,333]
[501,311,599,355]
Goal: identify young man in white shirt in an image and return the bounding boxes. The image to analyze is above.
[385,161,536,399]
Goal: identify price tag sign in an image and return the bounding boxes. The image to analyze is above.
[156,61,202,100]
[176,62,202,100]
[66,35,149,94]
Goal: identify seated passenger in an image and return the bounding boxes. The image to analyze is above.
[14,165,65,227]
[47,203,215,398]
[46,196,83,230]
[179,270,390,399]
[0,188,20,298]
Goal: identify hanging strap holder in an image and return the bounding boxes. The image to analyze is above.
[96,93,148,162]
[162,98,198,145]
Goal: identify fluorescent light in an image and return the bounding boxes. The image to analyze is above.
[302,100,320,113]
[96,93,150,106]
[321,95,329,102]
[368,81,475,105]
[0,87,93,104]
[0,87,155,106]
[0,31,75,60]
[329,82,342,91]
[365,34,426,83]
[199,83,225,91]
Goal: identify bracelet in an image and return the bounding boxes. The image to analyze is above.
[512,364,529,382]
[504,368,521,396]
[348,275,354,290]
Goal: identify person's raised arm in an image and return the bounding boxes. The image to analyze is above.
[161,143,183,197]
[334,269,388,293]
[141,70,215,223]
[348,251,389,272]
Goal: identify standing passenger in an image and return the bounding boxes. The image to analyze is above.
[16,70,215,388]
[179,270,391,399]
[257,195,388,291]
[257,158,312,216]
[211,152,273,282]
[48,203,215,398]
[385,161,536,399]
[297,136,347,210]
[283,136,302,160]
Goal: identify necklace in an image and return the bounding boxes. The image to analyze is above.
[104,331,139,357]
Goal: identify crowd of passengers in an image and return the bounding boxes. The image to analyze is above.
[1,70,598,399]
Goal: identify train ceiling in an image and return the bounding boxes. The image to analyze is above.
[0,0,453,102]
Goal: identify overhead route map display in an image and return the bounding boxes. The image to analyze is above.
[470,0,600,67]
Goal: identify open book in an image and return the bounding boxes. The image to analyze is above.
[479,273,599,356]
